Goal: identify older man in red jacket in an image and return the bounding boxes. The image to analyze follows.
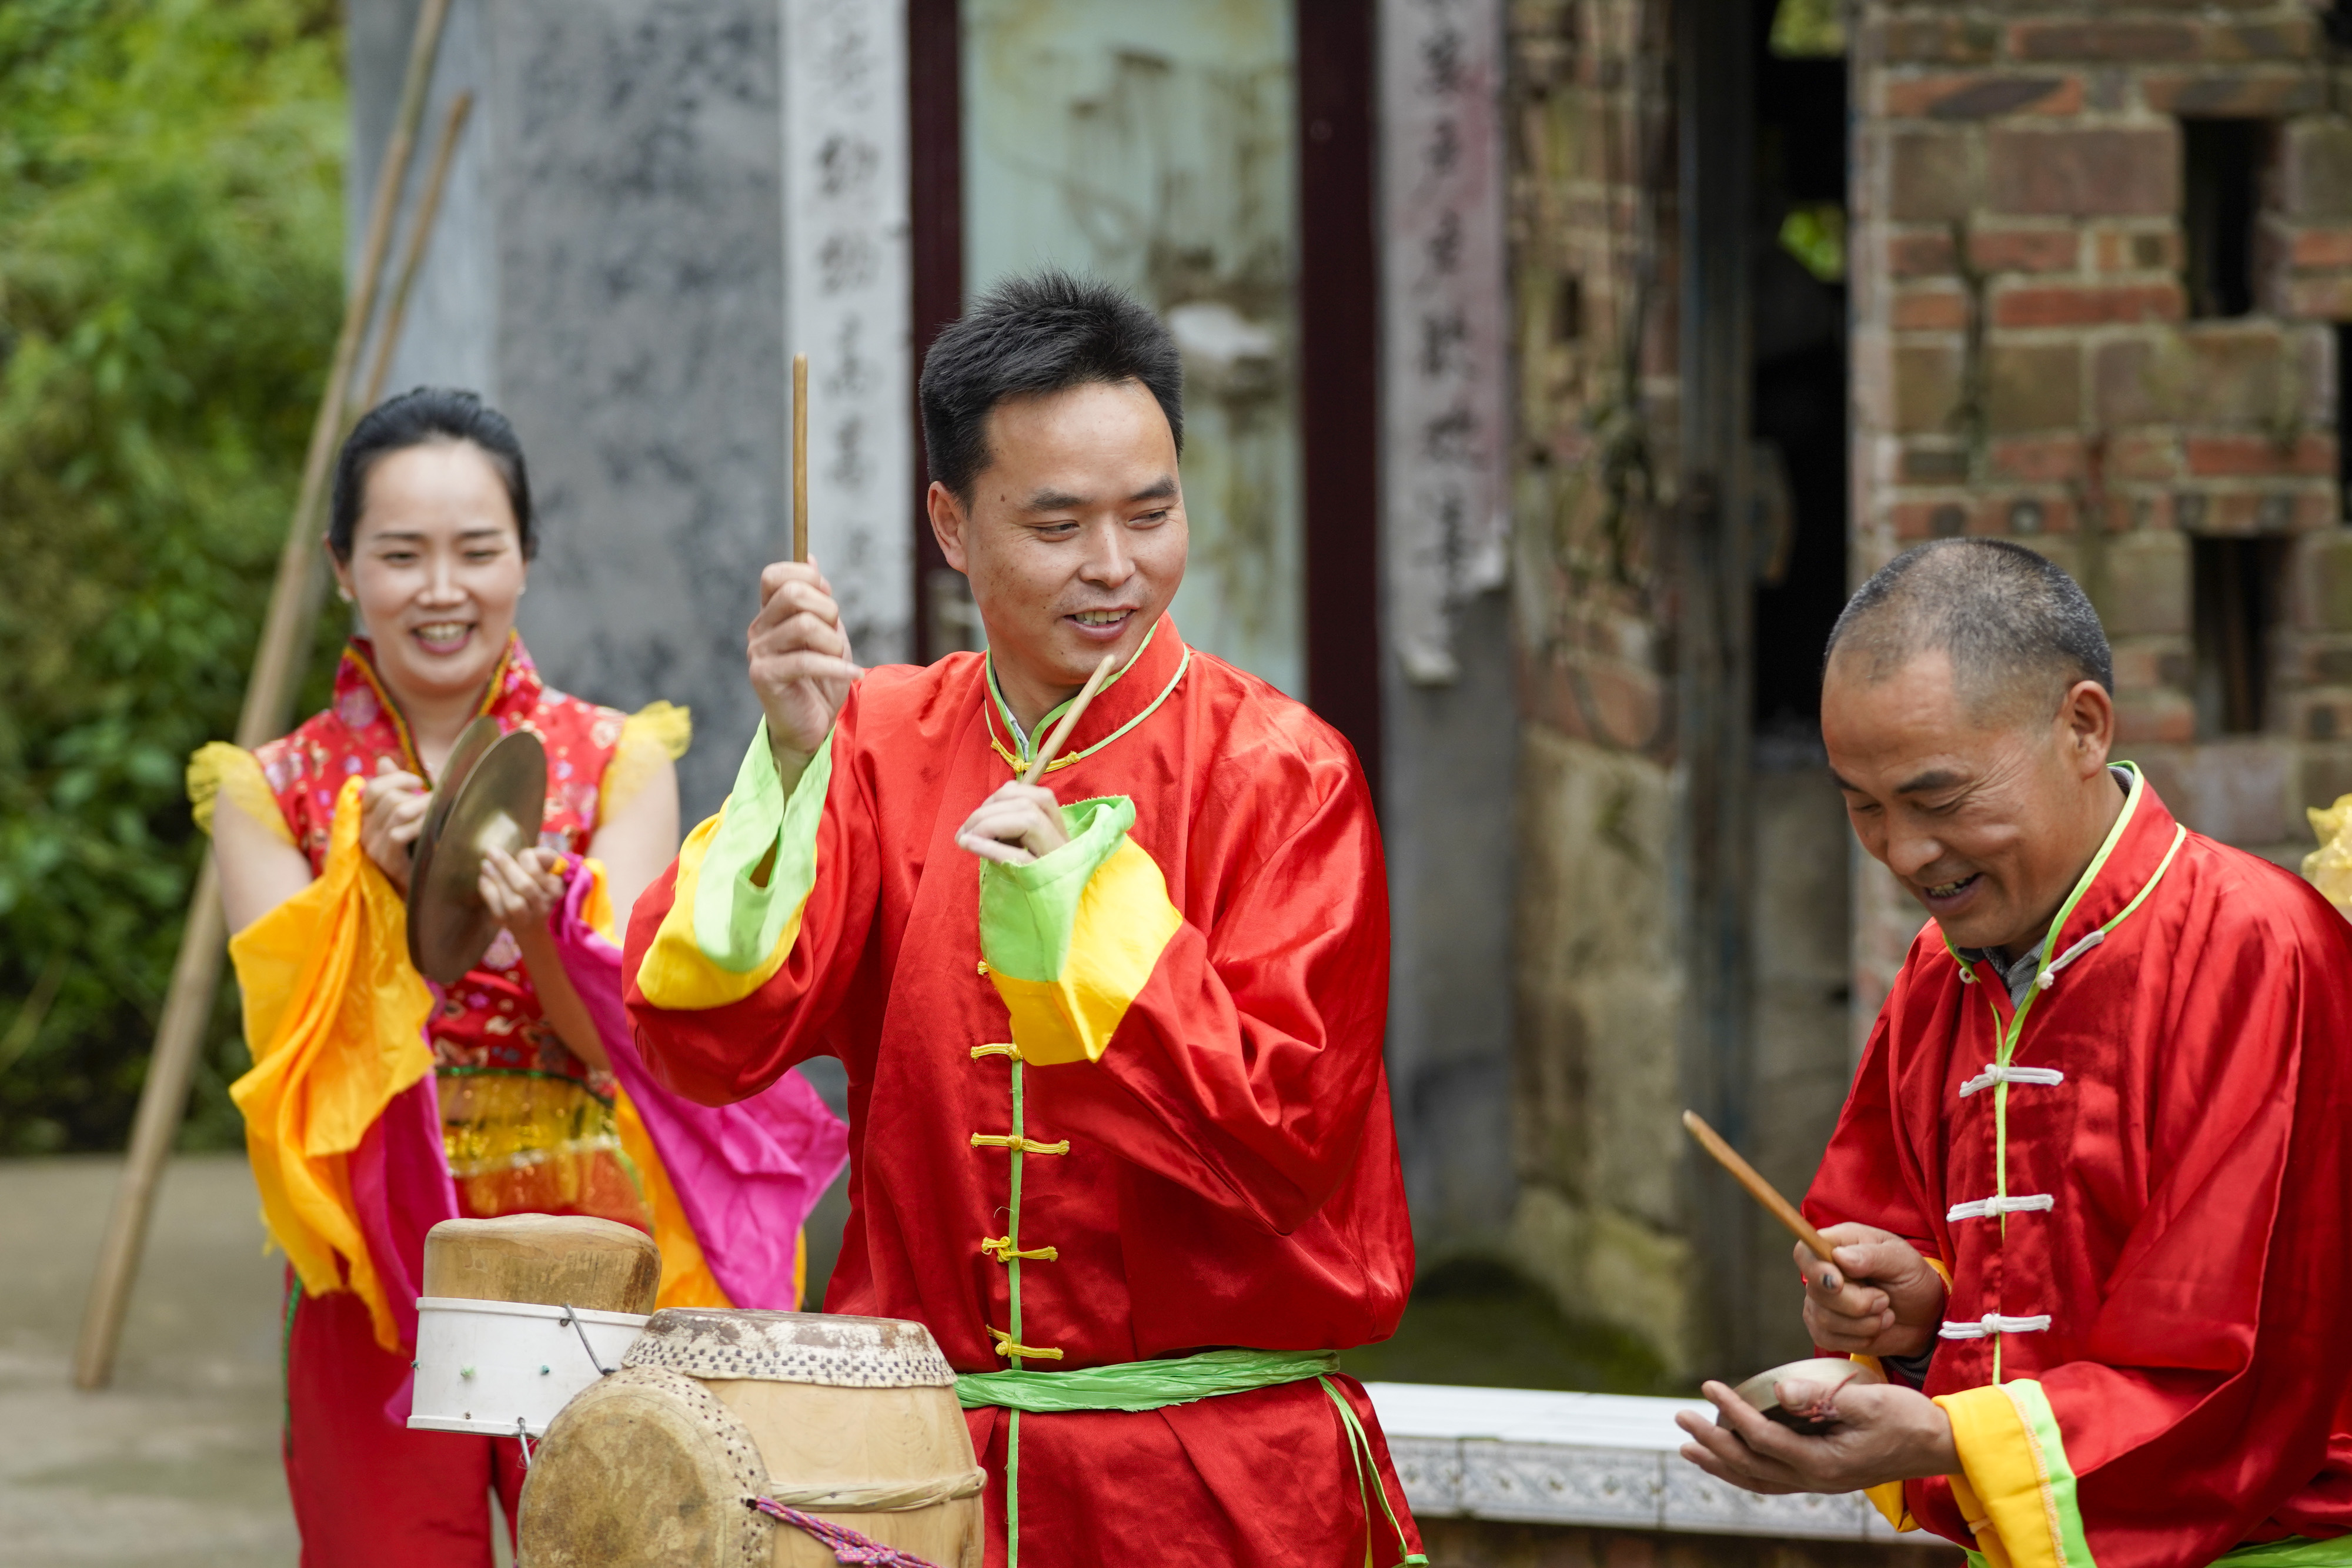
[1680,539,2352,1568]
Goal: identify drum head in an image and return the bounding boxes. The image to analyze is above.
[519,1366,773,1568]
[406,726,546,984]
[623,1308,956,1388]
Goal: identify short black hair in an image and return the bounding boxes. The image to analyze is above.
[328,387,534,562]
[918,270,1182,502]
[1826,539,2113,714]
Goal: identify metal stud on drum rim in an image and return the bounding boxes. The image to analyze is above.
[406,726,546,983]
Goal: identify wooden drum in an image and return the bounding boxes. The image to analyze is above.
[519,1308,984,1568]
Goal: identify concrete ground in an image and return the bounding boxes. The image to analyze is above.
[0,1152,853,1568]
[0,1154,298,1568]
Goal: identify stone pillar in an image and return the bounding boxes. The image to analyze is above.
[1378,0,1521,1259]
[348,0,911,821]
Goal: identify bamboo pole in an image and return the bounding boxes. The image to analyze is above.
[72,0,456,1392]
[791,352,810,563]
[360,91,474,411]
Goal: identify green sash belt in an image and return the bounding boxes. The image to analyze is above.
[954,1347,1339,1413]
[954,1348,1425,1567]
[1968,1539,2352,1568]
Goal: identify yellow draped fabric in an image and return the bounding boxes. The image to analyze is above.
[614,1088,734,1310]
[2304,792,2352,918]
[226,775,434,1352]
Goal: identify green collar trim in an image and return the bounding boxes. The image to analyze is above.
[1945,761,2145,992]
[987,619,1161,753]
[985,628,1191,777]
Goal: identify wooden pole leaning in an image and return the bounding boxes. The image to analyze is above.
[71,0,456,1393]
[360,91,475,412]
[791,351,810,563]
[1681,1109,1835,1263]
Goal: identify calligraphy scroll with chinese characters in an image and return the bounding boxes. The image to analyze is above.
[783,0,914,665]
[1380,0,1509,686]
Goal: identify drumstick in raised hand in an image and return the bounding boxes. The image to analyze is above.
[791,352,809,564]
[1682,1109,1835,1263]
[1022,653,1121,785]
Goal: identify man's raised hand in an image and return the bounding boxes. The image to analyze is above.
[1798,1222,1946,1359]
[748,560,861,780]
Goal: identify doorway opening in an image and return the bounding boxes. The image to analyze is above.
[1750,3,1849,767]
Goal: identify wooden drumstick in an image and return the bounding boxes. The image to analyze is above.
[791,352,809,563]
[1682,1109,1835,1263]
[1021,653,1121,785]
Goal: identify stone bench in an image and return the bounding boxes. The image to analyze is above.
[1363,1382,1955,1550]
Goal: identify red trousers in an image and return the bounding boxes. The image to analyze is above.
[283,1279,526,1567]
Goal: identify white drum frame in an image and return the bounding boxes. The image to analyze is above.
[408,1296,648,1438]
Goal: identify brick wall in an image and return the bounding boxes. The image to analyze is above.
[1852,0,2352,1027]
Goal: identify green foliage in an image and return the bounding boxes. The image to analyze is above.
[0,0,345,1153]
[1769,0,1846,59]
[1780,202,1848,285]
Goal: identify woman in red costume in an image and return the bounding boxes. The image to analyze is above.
[195,388,843,1566]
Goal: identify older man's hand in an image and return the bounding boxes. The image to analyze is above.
[1799,1222,1946,1359]
[1675,1376,1957,1495]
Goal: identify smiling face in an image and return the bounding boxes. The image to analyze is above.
[1822,646,2123,957]
[928,379,1185,716]
[330,440,527,709]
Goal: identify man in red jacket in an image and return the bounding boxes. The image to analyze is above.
[1678,539,2352,1567]
[624,272,1422,1567]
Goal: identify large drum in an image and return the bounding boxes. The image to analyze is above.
[519,1308,984,1568]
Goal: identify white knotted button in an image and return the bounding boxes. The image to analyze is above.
[1946,1193,2055,1222]
[1939,1313,2052,1340]
[1959,1064,2064,1098]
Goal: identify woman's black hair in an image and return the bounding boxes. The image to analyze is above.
[328,387,536,561]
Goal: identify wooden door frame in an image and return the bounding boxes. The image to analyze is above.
[904,0,1383,793]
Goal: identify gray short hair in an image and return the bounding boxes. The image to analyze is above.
[1825,540,2113,715]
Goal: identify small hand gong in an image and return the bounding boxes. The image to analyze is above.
[420,715,505,845]
[1729,1356,1884,1436]
[406,724,547,984]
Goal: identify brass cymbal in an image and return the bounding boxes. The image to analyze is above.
[406,727,547,984]
[406,716,508,959]
[1729,1356,1883,1436]
[422,714,505,842]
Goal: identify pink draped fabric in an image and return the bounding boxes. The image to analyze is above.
[556,868,847,1309]
[348,1068,461,1354]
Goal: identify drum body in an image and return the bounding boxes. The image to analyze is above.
[520,1309,984,1568]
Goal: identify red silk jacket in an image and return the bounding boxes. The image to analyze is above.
[1806,773,2352,1566]
[624,617,1421,1567]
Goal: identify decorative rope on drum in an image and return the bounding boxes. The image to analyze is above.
[744,1497,948,1567]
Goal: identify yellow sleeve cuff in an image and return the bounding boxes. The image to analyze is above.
[599,701,693,824]
[188,741,293,845]
[1934,1379,2090,1568]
